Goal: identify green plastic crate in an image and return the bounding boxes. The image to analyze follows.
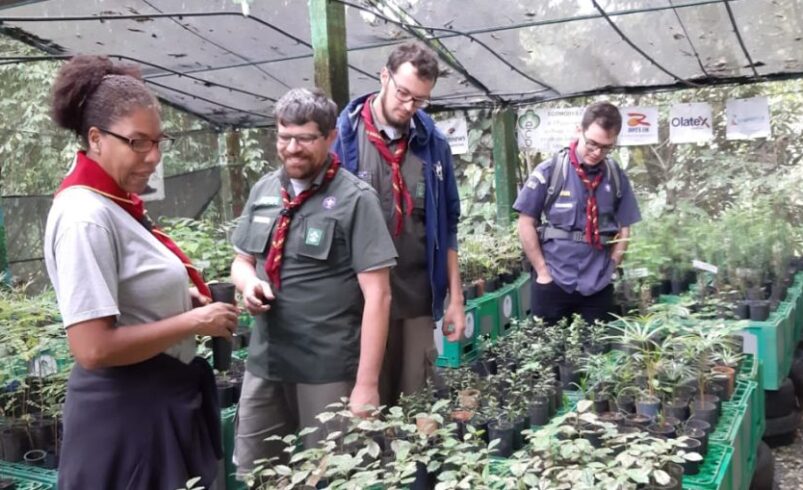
[710,408,747,490]
[469,293,500,340]
[682,442,734,490]
[742,310,791,390]
[436,304,480,368]
[0,462,57,489]
[737,354,759,385]
[221,404,245,490]
[493,283,519,337]
[514,273,532,319]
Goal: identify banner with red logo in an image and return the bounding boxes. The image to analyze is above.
[669,102,713,144]
[618,107,659,146]
[726,96,771,140]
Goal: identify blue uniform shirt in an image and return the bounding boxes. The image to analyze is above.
[513,150,641,296]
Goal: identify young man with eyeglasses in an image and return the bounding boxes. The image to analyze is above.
[333,42,465,406]
[229,88,396,474]
[514,102,641,325]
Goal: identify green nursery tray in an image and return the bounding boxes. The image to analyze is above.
[0,461,57,489]
[436,303,481,368]
[682,442,734,490]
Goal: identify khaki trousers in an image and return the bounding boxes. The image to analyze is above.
[233,370,352,476]
[379,316,437,407]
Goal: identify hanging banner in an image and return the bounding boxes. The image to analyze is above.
[618,106,659,146]
[435,115,469,155]
[669,102,713,144]
[726,96,771,140]
[517,107,584,153]
[141,162,165,202]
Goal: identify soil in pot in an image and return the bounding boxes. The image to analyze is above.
[487,419,515,457]
[647,421,677,439]
[624,413,653,429]
[598,411,625,427]
[684,418,712,435]
[636,396,661,419]
[663,398,690,421]
[415,415,439,437]
[450,410,474,439]
[689,400,718,427]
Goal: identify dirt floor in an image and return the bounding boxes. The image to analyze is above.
[771,411,803,489]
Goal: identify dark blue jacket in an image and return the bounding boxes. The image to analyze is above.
[333,93,461,319]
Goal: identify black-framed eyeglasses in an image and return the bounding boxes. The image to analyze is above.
[386,67,431,109]
[582,133,616,154]
[99,128,174,153]
[276,133,324,147]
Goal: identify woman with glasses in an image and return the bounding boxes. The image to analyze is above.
[44,55,238,490]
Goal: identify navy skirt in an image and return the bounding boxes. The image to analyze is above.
[58,354,222,490]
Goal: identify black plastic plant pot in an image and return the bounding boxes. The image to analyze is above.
[23,449,47,467]
[734,301,750,320]
[663,462,684,486]
[710,375,731,402]
[636,396,661,419]
[513,416,528,450]
[679,438,703,475]
[409,461,436,490]
[670,278,685,295]
[663,399,690,421]
[468,416,490,444]
[684,418,712,435]
[616,394,636,414]
[462,284,477,302]
[673,384,696,402]
[689,401,718,427]
[681,428,708,455]
[28,418,55,451]
[644,476,680,490]
[647,422,676,439]
[660,279,673,295]
[559,363,581,390]
[0,426,30,463]
[212,337,233,372]
[624,413,653,429]
[235,326,251,349]
[695,393,722,414]
[487,420,515,458]
[484,277,499,294]
[749,300,771,321]
[650,284,662,300]
[592,395,611,414]
[528,399,551,427]
[598,411,625,427]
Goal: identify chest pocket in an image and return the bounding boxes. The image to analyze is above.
[239,206,280,255]
[295,217,335,261]
[547,199,577,230]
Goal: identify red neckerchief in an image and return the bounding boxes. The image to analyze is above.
[360,95,413,236]
[56,151,211,297]
[264,154,341,290]
[568,140,605,250]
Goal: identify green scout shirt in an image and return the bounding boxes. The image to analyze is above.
[356,104,432,320]
[231,159,397,384]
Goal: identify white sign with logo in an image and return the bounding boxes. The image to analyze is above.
[669,103,713,144]
[464,311,475,339]
[618,106,659,146]
[517,107,584,153]
[726,96,771,140]
[435,115,469,155]
[140,161,165,202]
[503,295,513,319]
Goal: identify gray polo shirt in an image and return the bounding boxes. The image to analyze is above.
[513,151,641,296]
[44,187,196,363]
[231,159,397,384]
[355,102,431,320]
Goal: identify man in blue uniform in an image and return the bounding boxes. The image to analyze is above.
[514,102,641,325]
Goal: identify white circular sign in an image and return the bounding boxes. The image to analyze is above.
[464,312,475,339]
[503,295,513,319]
[30,354,57,377]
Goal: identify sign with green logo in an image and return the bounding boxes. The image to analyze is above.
[305,227,324,246]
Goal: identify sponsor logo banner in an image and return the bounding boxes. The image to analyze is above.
[669,102,713,144]
[726,96,771,140]
[618,106,659,146]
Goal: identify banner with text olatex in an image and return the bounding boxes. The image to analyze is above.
[618,106,659,146]
[669,102,713,144]
[517,107,584,153]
